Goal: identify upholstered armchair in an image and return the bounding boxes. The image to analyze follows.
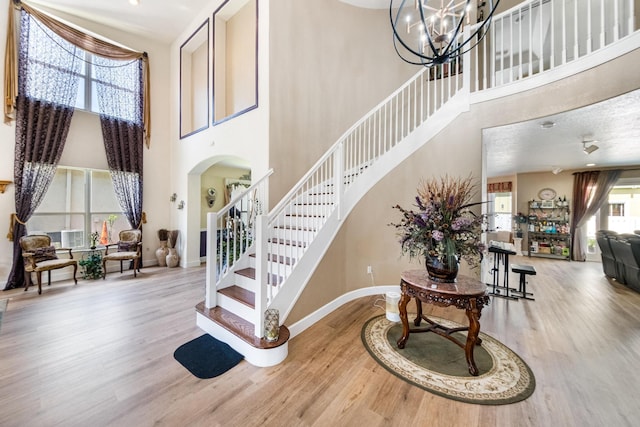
[20,234,78,294]
[102,229,142,279]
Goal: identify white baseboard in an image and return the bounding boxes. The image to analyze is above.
[287,285,400,338]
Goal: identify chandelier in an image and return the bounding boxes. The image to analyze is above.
[390,0,500,66]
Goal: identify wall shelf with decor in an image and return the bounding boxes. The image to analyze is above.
[527,199,571,260]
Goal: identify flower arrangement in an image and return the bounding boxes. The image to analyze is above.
[390,175,487,270]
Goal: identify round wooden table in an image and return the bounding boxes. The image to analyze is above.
[396,270,490,376]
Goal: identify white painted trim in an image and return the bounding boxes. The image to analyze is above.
[470,31,640,105]
[287,285,401,338]
[196,313,288,367]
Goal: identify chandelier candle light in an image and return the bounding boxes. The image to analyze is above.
[390,0,500,66]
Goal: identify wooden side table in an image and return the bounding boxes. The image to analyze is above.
[396,270,490,376]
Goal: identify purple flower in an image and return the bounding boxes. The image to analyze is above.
[432,230,444,241]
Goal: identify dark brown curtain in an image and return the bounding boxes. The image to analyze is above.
[5,10,80,290]
[571,170,621,261]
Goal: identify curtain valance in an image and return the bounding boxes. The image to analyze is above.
[4,0,151,147]
[487,181,512,193]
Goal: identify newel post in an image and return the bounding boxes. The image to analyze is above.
[205,211,218,308]
[254,214,268,337]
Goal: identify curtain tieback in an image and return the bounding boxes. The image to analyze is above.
[7,213,26,241]
[137,211,147,229]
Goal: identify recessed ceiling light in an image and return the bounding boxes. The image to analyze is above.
[586,163,596,167]
[540,121,556,129]
[129,0,140,5]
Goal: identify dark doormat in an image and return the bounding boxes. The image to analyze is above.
[174,334,244,379]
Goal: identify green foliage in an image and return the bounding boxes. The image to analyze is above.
[79,252,103,279]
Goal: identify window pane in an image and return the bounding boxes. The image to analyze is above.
[91,214,130,245]
[28,214,85,248]
[90,170,119,212]
[38,169,85,213]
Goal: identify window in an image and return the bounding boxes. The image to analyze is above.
[488,192,513,231]
[608,203,625,217]
[28,167,128,249]
[608,185,640,233]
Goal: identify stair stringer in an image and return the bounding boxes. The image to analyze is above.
[268,91,471,326]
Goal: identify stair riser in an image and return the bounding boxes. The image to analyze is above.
[279,216,327,229]
[265,243,307,258]
[249,257,294,277]
[273,228,316,242]
[233,274,257,291]
[295,194,335,204]
[287,205,333,217]
[218,293,256,320]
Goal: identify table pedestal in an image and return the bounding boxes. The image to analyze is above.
[396,270,490,376]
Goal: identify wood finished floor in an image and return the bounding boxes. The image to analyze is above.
[1,257,639,427]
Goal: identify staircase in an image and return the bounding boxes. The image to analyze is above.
[196,0,639,366]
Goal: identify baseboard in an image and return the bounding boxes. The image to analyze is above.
[287,285,400,338]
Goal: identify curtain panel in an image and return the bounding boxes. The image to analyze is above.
[571,170,621,261]
[5,10,80,290]
[4,0,151,147]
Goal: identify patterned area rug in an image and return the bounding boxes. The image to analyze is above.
[361,314,535,405]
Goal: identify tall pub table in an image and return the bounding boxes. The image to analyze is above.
[488,245,518,299]
[396,270,490,376]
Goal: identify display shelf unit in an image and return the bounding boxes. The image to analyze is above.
[527,199,571,260]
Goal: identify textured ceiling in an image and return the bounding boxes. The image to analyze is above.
[483,89,640,177]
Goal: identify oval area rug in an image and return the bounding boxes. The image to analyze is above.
[361,314,535,405]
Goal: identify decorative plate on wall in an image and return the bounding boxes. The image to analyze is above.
[538,188,557,200]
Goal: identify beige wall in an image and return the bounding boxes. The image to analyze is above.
[287,46,640,324]
[268,0,416,206]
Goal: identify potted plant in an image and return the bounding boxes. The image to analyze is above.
[390,175,486,282]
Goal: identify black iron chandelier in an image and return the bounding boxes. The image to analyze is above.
[390,0,500,66]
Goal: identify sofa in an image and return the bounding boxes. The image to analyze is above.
[596,230,640,292]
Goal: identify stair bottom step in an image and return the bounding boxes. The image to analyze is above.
[196,302,289,349]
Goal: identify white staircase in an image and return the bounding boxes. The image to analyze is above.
[197,0,639,366]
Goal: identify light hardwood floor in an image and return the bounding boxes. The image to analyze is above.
[1,256,639,427]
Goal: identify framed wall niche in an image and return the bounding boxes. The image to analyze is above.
[180,19,210,139]
[213,0,258,125]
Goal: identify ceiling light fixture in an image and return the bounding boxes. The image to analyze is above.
[586,163,596,167]
[390,0,500,66]
[552,167,563,175]
[540,121,556,129]
[582,139,599,154]
[129,0,140,5]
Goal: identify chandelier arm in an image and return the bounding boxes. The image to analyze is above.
[390,1,437,61]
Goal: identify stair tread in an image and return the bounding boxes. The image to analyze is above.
[219,285,255,308]
[235,266,285,285]
[196,302,289,349]
[236,267,255,279]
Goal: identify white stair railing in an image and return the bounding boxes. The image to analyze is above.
[257,55,466,309]
[471,0,635,92]
[205,169,273,308]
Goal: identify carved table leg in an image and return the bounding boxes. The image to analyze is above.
[464,298,481,376]
[396,288,411,349]
[414,298,422,326]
